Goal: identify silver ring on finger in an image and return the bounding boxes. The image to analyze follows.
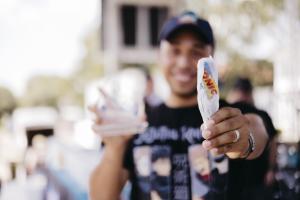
[233,130,240,143]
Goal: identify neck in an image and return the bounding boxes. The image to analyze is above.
[166,94,198,108]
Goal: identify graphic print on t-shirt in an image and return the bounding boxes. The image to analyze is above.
[133,146,152,199]
[207,153,229,199]
[133,145,172,200]
[131,125,229,200]
[172,154,190,200]
[150,146,172,200]
[188,145,210,199]
[188,145,229,200]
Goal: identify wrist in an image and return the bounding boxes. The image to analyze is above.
[105,141,128,154]
[103,143,128,164]
[241,132,255,159]
[240,141,250,159]
[103,136,131,150]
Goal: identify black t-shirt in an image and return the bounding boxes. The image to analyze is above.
[123,100,267,200]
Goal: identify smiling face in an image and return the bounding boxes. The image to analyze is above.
[159,31,213,101]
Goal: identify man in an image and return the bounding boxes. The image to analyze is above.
[89,11,269,200]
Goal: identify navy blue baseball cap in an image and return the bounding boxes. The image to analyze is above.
[159,11,214,47]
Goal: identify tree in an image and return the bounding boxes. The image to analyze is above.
[20,29,104,108]
[0,86,16,118]
[71,29,104,91]
[185,0,285,91]
[219,55,273,97]
[20,75,82,108]
[186,0,284,48]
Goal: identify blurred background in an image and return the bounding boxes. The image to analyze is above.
[0,0,299,199]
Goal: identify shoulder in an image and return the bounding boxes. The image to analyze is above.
[145,103,166,117]
[220,99,258,114]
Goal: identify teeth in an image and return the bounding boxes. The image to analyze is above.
[173,73,193,82]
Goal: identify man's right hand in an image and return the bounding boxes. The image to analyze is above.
[88,104,133,148]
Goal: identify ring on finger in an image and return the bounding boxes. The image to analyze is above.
[233,130,240,143]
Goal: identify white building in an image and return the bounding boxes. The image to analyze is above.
[100,0,186,74]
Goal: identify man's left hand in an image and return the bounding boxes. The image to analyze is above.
[201,107,250,159]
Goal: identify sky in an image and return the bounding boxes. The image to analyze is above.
[0,0,99,96]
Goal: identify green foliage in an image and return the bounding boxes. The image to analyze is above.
[20,75,82,107]
[220,55,273,97]
[71,29,104,91]
[19,29,103,108]
[185,0,283,94]
[186,0,283,51]
[0,86,16,117]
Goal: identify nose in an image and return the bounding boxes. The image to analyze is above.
[177,55,192,69]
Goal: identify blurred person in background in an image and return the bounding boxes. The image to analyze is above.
[142,68,162,112]
[227,77,278,200]
[89,11,270,200]
[226,77,254,105]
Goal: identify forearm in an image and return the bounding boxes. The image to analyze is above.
[244,114,269,160]
[89,145,128,200]
[268,137,278,169]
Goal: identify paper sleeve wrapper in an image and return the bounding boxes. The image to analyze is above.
[197,56,219,122]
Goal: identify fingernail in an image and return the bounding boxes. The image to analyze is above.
[202,130,212,139]
[202,140,212,149]
[204,120,215,129]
